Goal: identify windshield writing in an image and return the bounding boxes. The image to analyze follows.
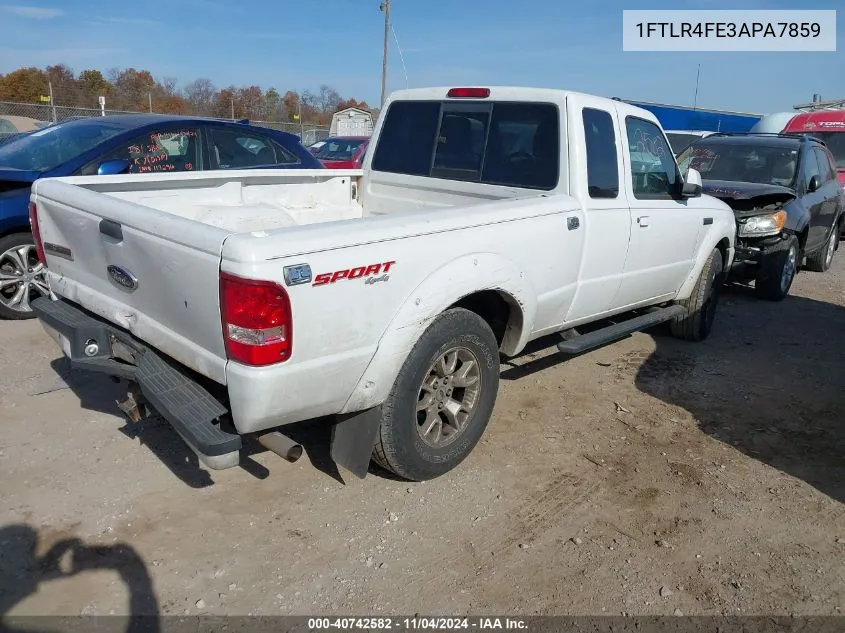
[679,142,799,187]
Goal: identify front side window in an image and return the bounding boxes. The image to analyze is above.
[371,100,559,190]
[801,146,822,190]
[94,128,200,174]
[625,117,679,199]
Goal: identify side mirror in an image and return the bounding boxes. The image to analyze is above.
[681,167,703,198]
[807,175,820,193]
[97,159,131,176]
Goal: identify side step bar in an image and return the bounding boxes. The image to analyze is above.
[556,305,686,355]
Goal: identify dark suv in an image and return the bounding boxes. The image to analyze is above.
[678,133,844,301]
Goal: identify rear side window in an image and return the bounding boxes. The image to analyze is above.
[582,108,619,198]
[371,100,559,190]
[814,147,835,182]
[208,128,299,169]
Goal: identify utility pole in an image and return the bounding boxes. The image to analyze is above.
[148,92,153,112]
[48,81,56,122]
[380,0,390,107]
[298,99,304,140]
[231,98,235,120]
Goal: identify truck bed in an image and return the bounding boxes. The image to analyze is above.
[63,169,366,233]
[31,167,570,389]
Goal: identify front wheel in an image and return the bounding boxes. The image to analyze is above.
[670,247,723,342]
[0,232,50,320]
[372,308,500,481]
[755,235,799,301]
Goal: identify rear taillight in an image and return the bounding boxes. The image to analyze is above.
[220,272,292,366]
[28,202,46,264]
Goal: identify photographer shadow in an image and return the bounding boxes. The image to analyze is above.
[635,287,845,504]
[0,524,160,633]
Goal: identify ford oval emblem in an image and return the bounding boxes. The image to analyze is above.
[107,265,139,291]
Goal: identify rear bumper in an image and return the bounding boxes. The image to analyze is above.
[32,296,241,469]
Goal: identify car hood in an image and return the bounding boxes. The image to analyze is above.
[702,180,796,201]
[702,180,798,217]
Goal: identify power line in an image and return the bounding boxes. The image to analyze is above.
[391,24,409,89]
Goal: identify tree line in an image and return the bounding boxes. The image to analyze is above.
[0,65,372,124]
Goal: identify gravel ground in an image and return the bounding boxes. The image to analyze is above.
[1,254,843,619]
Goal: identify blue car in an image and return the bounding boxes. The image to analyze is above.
[0,114,323,319]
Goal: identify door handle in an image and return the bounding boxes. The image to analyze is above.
[567,216,580,231]
[637,216,650,228]
[99,218,123,241]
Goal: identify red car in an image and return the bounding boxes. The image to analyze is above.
[312,136,369,168]
[781,111,845,187]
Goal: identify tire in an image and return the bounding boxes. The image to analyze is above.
[0,232,49,320]
[670,247,723,342]
[372,308,500,481]
[755,235,799,301]
[804,225,837,273]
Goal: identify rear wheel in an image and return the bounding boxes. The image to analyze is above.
[0,232,49,320]
[372,308,500,481]
[804,226,837,273]
[755,235,798,301]
[670,247,722,342]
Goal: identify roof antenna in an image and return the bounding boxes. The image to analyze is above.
[693,64,701,111]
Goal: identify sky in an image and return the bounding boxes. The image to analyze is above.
[0,0,842,114]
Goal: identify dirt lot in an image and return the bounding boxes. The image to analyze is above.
[1,255,843,619]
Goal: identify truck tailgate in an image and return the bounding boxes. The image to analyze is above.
[32,179,231,384]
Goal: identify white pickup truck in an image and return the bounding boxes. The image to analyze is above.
[30,86,735,482]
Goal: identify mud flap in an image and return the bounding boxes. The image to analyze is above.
[330,406,382,479]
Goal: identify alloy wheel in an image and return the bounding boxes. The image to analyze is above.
[0,244,49,314]
[416,347,482,448]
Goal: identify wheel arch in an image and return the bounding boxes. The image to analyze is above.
[339,252,535,415]
[676,231,734,301]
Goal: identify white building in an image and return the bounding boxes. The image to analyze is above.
[329,107,374,137]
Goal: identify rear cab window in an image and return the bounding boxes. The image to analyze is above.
[372,100,559,190]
